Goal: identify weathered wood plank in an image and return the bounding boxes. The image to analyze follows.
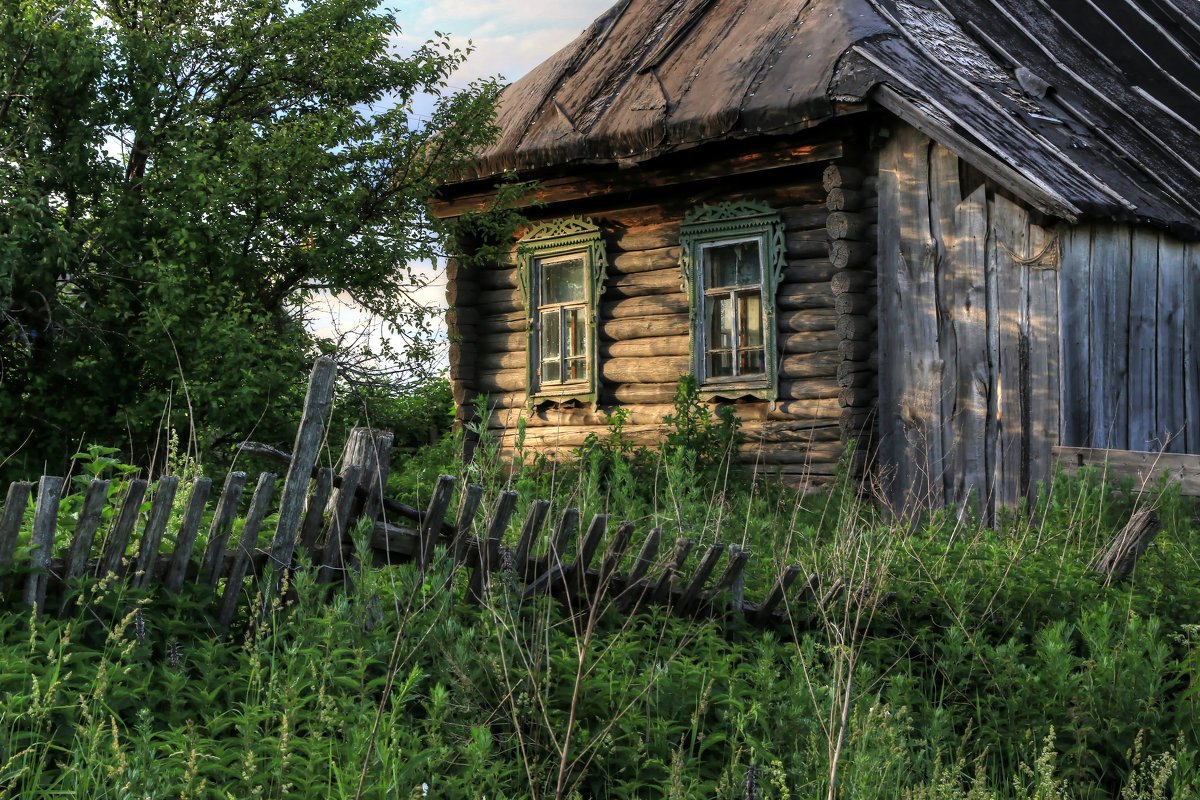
[262,356,336,610]
[299,467,335,552]
[1059,225,1092,447]
[164,478,212,593]
[0,481,32,593]
[514,500,551,582]
[991,195,1030,506]
[318,465,363,585]
[217,473,278,628]
[418,475,456,573]
[1025,220,1061,499]
[1054,447,1200,496]
[24,476,63,614]
[63,479,109,582]
[652,538,695,605]
[1089,224,1132,449]
[1128,228,1160,450]
[678,543,726,613]
[98,479,147,579]
[452,484,486,560]
[199,472,248,586]
[467,491,517,602]
[131,476,179,590]
[1187,242,1200,453]
[599,521,635,587]
[1156,235,1188,453]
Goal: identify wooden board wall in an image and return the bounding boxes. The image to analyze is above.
[877,125,1062,514]
[1059,224,1200,455]
[447,145,876,485]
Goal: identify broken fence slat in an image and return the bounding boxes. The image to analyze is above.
[451,484,486,563]
[64,479,110,581]
[678,543,726,613]
[469,490,518,603]
[164,478,212,593]
[98,479,148,579]
[756,565,803,623]
[298,467,335,552]
[25,477,63,615]
[263,356,336,610]
[652,538,695,605]
[599,521,635,589]
[706,544,750,611]
[199,472,249,587]
[571,514,609,595]
[318,466,363,586]
[513,500,551,582]
[521,508,582,602]
[218,473,278,629]
[0,481,32,593]
[131,476,179,590]
[418,475,456,573]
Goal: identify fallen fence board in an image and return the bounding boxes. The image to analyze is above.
[1053,446,1200,496]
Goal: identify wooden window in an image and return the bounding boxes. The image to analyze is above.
[680,202,785,400]
[516,218,607,405]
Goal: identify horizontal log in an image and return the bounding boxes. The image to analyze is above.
[840,407,876,430]
[822,164,865,191]
[780,331,841,354]
[839,385,877,408]
[830,240,876,269]
[474,369,525,394]
[783,261,837,283]
[481,392,526,410]
[739,442,846,463]
[480,331,526,353]
[786,233,831,258]
[837,369,876,388]
[477,350,526,371]
[838,339,875,361]
[475,266,520,290]
[754,425,842,445]
[834,293,875,316]
[601,356,689,384]
[779,309,838,333]
[777,284,834,311]
[610,246,680,274]
[478,312,527,335]
[768,399,843,420]
[830,270,876,294]
[612,223,678,251]
[607,383,681,405]
[827,212,875,241]
[780,206,834,230]
[606,267,683,299]
[837,315,876,340]
[778,379,840,400]
[602,314,690,341]
[446,306,479,327]
[826,188,876,212]
[446,280,477,307]
[602,335,690,358]
[477,287,523,309]
[780,351,841,379]
[602,294,688,319]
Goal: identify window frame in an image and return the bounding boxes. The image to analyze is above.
[516,217,607,406]
[679,201,785,401]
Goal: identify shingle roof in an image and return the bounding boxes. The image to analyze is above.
[461,0,1200,236]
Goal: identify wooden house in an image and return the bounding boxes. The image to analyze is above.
[431,0,1200,512]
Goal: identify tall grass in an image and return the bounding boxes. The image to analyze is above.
[2,388,1200,797]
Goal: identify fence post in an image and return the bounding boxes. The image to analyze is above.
[25,477,63,616]
[260,356,336,617]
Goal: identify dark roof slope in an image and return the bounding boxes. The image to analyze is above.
[465,0,1200,235]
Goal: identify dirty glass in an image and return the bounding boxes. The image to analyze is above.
[704,241,761,288]
[541,257,586,304]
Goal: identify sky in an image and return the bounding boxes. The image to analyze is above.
[309,0,613,368]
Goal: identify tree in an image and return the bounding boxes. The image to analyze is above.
[0,0,497,476]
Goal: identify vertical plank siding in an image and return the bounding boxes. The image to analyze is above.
[877,129,1066,511]
[1059,227,1197,457]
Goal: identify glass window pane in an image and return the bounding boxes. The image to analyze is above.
[739,348,765,376]
[567,307,587,357]
[540,310,560,359]
[708,351,734,378]
[541,257,586,304]
[707,296,733,350]
[542,356,561,384]
[739,291,763,347]
[705,241,761,288]
[566,356,587,382]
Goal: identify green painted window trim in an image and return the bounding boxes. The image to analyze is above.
[516,217,607,407]
[679,201,786,402]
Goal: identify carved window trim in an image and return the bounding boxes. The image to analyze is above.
[516,217,607,406]
[679,201,785,401]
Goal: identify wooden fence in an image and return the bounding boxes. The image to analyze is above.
[0,357,887,630]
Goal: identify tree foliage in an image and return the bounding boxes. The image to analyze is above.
[0,0,498,475]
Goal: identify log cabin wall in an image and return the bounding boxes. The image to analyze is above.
[877,124,1063,514]
[445,131,878,487]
